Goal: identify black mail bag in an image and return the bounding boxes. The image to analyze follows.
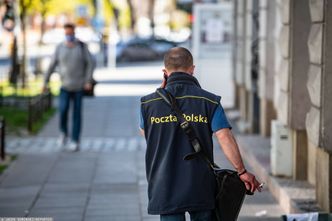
[156,88,248,221]
[213,168,247,221]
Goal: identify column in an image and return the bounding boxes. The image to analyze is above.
[289,0,311,180]
[235,0,248,123]
[258,0,277,137]
[276,0,290,126]
[273,0,311,180]
[244,0,254,133]
[232,0,239,109]
[307,0,332,211]
[237,0,260,134]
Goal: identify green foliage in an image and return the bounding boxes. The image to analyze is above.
[0,155,18,175]
[19,0,94,17]
[0,106,56,134]
[19,0,34,13]
[118,3,131,29]
[30,107,56,134]
[0,76,58,135]
[102,0,115,25]
[0,107,27,131]
[44,0,93,16]
[17,0,131,30]
[0,77,60,97]
[0,165,7,174]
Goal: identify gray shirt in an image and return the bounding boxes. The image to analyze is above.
[45,40,94,91]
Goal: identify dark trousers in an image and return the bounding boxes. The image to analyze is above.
[160,210,213,221]
[59,87,83,142]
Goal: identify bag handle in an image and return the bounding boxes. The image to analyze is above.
[156,88,218,170]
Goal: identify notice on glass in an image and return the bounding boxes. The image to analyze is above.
[205,18,224,43]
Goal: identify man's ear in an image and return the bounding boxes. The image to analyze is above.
[188,65,195,75]
[162,68,171,76]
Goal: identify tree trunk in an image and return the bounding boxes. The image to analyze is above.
[20,8,27,88]
[104,0,119,31]
[126,0,136,33]
[19,0,33,88]
[148,0,155,37]
[39,12,46,45]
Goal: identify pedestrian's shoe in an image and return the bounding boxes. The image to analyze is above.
[67,141,80,152]
[57,133,67,147]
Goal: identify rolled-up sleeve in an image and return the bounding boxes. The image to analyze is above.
[44,44,60,85]
[211,104,232,132]
[83,44,95,83]
[139,108,144,129]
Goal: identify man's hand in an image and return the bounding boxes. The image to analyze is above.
[42,86,49,93]
[160,78,167,88]
[239,171,262,193]
[84,83,92,91]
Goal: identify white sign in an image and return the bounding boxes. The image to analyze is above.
[193,3,232,59]
[205,18,224,43]
[192,3,234,108]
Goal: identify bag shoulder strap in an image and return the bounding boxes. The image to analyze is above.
[156,88,217,169]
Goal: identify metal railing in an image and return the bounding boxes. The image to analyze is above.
[28,92,52,132]
[0,117,5,160]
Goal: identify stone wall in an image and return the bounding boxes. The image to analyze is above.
[306,0,323,148]
[307,0,332,153]
[307,0,332,211]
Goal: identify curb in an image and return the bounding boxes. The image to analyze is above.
[236,134,320,213]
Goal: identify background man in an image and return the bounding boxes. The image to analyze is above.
[140,47,261,221]
[43,23,94,151]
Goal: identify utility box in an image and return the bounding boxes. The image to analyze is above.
[270,120,293,177]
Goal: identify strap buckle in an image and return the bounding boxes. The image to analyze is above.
[180,121,189,129]
[191,139,201,152]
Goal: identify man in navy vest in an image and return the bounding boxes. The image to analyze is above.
[140,47,261,221]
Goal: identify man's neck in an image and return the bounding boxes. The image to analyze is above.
[168,71,192,76]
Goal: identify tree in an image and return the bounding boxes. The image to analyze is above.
[103,0,120,31]
[38,0,52,45]
[148,0,155,37]
[126,0,136,33]
[19,0,34,88]
[18,0,95,81]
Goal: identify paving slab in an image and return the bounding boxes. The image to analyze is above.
[33,195,87,209]
[0,207,29,217]
[29,206,84,221]
[38,97,141,138]
[47,152,97,185]
[0,186,40,217]
[41,183,90,195]
[0,154,58,188]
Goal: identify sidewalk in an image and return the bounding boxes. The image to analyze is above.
[0,64,285,220]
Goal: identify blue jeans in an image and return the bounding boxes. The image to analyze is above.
[59,88,83,142]
[160,211,213,221]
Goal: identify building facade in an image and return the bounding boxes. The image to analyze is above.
[232,0,332,212]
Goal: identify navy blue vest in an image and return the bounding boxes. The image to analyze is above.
[141,72,221,215]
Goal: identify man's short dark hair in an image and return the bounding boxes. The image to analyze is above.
[63,23,75,30]
[164,47,193,70]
